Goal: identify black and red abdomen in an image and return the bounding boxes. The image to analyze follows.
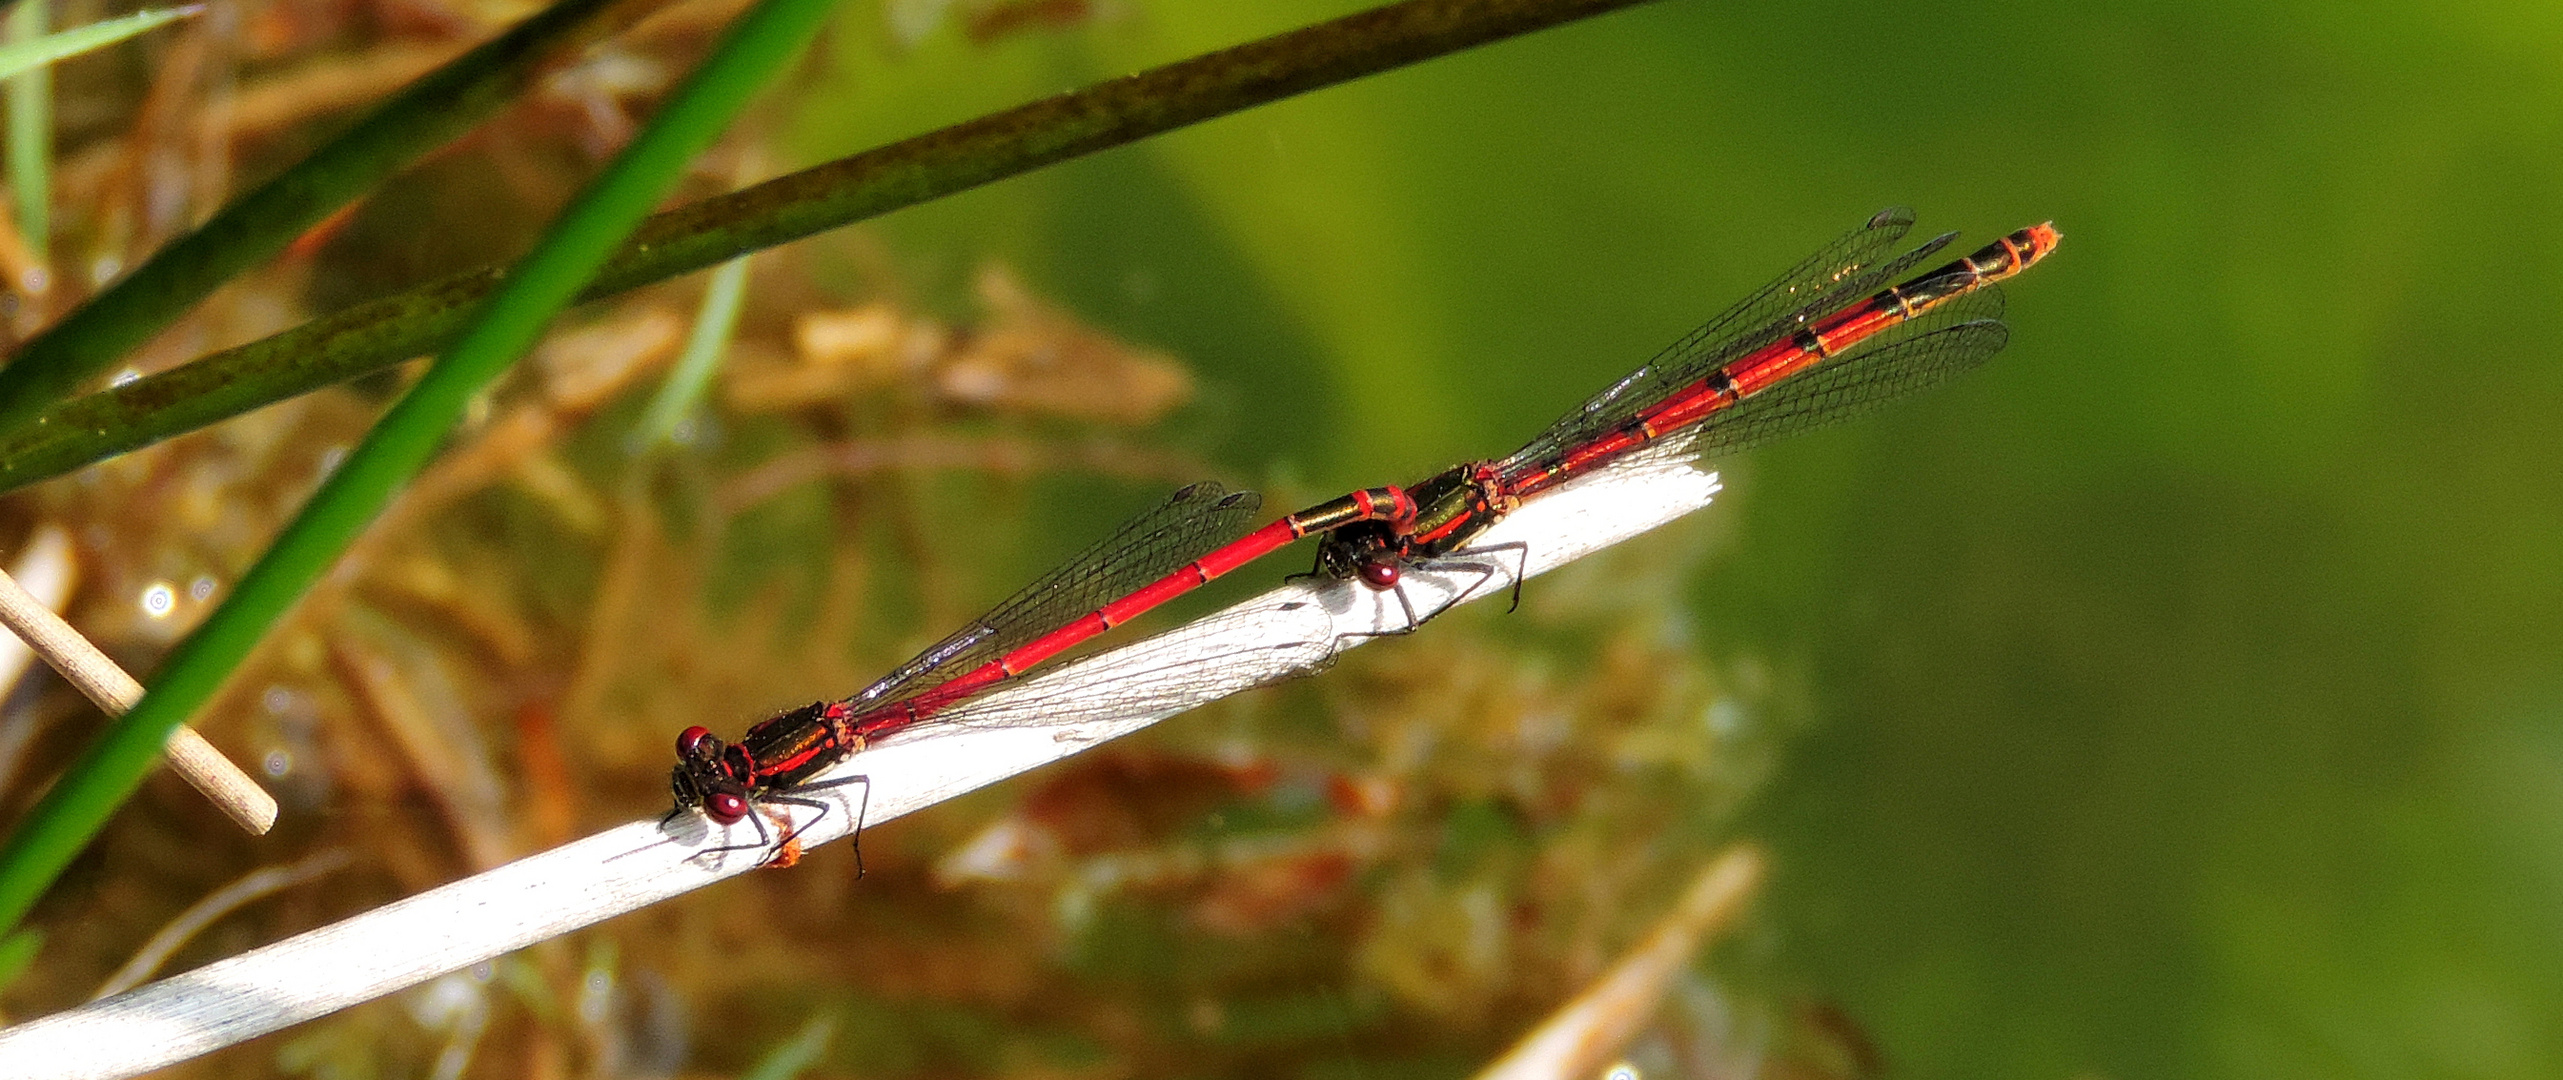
[1283,487,1416,538]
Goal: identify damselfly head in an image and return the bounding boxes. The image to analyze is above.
[671,727,755,824]
[668,761,707,809]
[670,754,755,825]
[676,725,717,758]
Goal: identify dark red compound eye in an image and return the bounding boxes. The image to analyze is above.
[1357,560,1401,590]
[705,791,749,824]
[677,726,713,756]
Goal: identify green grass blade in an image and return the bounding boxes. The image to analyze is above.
[0,0,1661,491]
[0,5,191,84]
[0,0,836,937]
[0,927,39,991]
[3,0,60,263]
[0,0,654,433]
[631,253,750,451]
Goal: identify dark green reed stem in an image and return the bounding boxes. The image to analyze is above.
[0,0,1660,491]
[0,0,662,432]
[0,0,836,935]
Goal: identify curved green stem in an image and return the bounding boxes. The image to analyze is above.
[0,0,835,936]
[5,0,52,265]
[0,6,193,84]
[0,0,1659,491]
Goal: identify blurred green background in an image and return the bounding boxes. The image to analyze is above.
[776,1,2563,1076]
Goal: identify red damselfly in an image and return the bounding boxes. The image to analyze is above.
[672,209,2056,861]
[1171,207,2059,626]
[669,482,1263,861]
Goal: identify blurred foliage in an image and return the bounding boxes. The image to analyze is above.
[794,3,2563,1077]
[3,0,2559,1078]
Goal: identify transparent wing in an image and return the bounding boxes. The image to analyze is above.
[1502,208,1951,470]
[848,482,1265,706]
[1684,289,2010,460]
[907,602,1339,740]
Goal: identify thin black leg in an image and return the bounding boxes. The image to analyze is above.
[1331,557,1503,645]
[694,804,777,862]
[760,794,834,861]
[783,773,875,876]
[1447,540,1530,613]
